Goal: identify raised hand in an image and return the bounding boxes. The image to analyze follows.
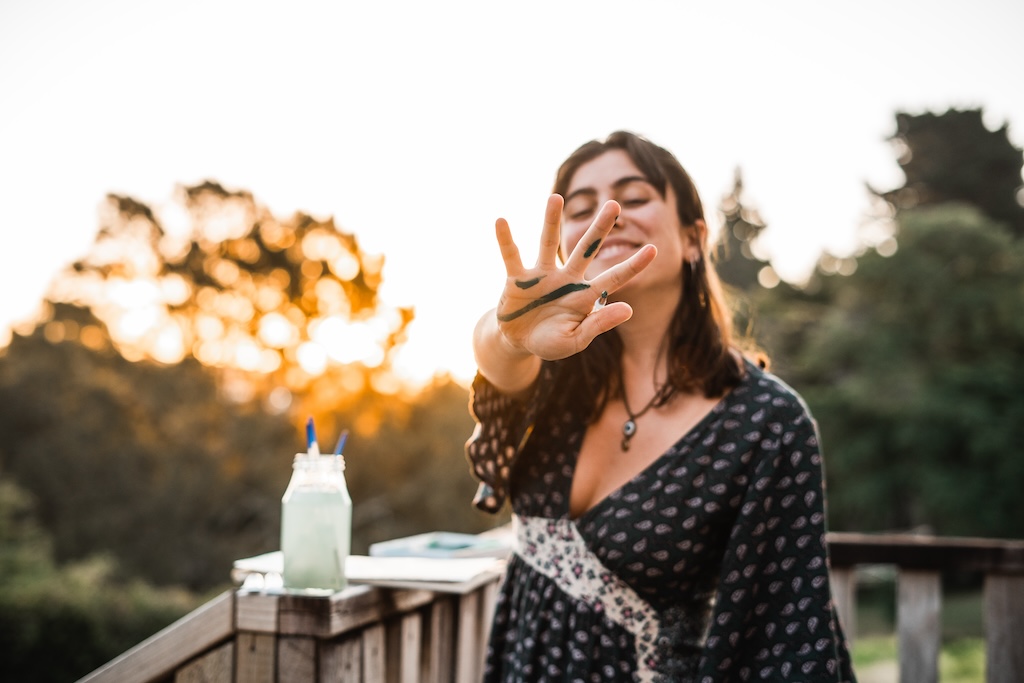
[493,194,656,361]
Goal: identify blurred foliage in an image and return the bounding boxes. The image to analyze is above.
[0,477,202,682]
[753,205,1024,537]
[0,305,293,588]
[726,107,1024,538]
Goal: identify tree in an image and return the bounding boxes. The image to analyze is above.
[748,108,1024,538]
[49,181,414,402]
[872,108,1024,237]
[714,168,773,293]
[0,306,295,588]
[0,477,200,682]
[785,205,1024,537]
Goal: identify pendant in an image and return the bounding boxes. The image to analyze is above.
[621,419,637,451]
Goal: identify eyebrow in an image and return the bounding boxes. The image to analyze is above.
[564,175,650,204]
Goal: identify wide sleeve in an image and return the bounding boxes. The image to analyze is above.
[696,395,857,682]
[464,363,557,514]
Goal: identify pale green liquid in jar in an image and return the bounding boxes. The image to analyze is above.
[281,489,352,590]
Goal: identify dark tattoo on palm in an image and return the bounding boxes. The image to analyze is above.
[497,282,592,322]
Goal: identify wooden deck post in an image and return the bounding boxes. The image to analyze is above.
[830,567,857,645]
[984,574,1024,683]
[897,570,941,683]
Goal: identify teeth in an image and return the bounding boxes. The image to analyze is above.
[596,243,635,259]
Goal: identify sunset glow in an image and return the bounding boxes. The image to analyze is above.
[1,1,1021,389]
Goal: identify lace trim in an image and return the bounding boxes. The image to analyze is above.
[514,514,663,682]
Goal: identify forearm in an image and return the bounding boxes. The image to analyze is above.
[473,308,542,397]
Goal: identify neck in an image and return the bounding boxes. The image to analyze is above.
[616,286,680,390]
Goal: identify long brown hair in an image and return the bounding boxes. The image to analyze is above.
[551,131,753,418]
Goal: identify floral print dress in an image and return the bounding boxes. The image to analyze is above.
[466,361,856,682]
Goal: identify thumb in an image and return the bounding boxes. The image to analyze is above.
[575,302,633,347]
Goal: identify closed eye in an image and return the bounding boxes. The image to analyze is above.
[622,198,649,208]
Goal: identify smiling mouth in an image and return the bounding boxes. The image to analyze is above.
[594,242,639,260]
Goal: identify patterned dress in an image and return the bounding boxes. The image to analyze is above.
[466,361,856,682]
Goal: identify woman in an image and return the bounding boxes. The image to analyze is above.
[467,131,855,682]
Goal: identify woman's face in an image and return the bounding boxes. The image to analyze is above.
[560,149,698,293]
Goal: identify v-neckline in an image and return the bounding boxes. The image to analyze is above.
[567,387,736,524]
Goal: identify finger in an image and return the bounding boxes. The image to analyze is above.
[495,217,524,276]
[563,200,620,276]
[591,243,657,294]
[535,194,564,270]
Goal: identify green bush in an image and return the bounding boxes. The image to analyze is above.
[0,478,203,682]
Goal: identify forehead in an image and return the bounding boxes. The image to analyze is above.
[565,149,648,194]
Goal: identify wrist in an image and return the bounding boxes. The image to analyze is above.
[473,310,541,394]
[494,321,533,361]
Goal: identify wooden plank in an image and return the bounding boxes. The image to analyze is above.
[455,591,481,683]
[77,590,235,683]
[385,618,403,683]
[174,641,233,683]
[333,588,437,638]
[399,612,422,683]
[897,570,940,683]
[320,636,361,683]
[478,580,499,655]
[828,532,1024,572]
[278,586,370,638]
[830,567,857,645]
[363,623,386,682]
[235,632,275,683]
[278,636,316,682]
[984,574,1024,683]
[278,585,436,638]
[236,593,279,633]
[426,597,455,683]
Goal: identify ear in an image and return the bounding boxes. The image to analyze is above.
[684,218,707,262]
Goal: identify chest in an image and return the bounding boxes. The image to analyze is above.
[569,394,723,520]
[517,426,755,604]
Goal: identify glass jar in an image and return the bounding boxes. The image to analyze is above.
[280,453,352,591]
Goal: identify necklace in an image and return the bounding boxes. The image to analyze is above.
[620,383,674,451]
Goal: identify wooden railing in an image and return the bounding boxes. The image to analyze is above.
[76,575,503,683]
[77,532,1024,683]
[827,531,1024,683]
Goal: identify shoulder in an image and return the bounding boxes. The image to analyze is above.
[732,364,825,484]
[734,360,816,427]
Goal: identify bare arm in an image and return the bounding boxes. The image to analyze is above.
[473,194,656,396]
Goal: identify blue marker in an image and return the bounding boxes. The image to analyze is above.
[306,417,320,457]
[333,429,349,456]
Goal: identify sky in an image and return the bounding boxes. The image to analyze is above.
[1,0,1022,386]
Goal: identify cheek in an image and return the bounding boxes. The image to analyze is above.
[559,224,586,258]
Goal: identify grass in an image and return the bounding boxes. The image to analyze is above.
[852,635,985,683]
